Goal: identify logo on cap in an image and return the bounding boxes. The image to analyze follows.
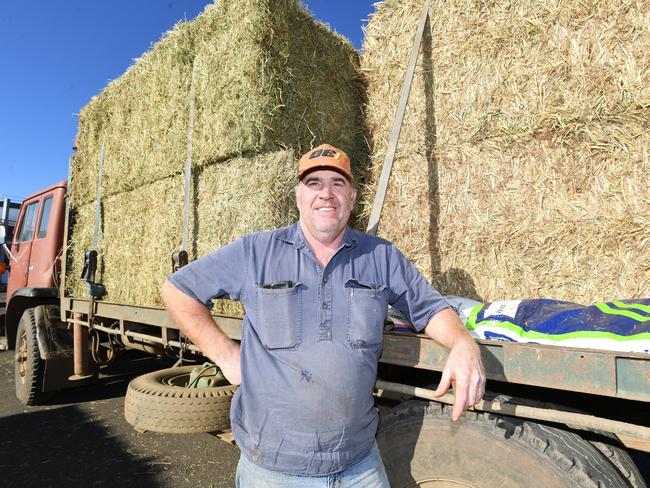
[309,148,340,160]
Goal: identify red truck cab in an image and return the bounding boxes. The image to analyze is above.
[6,180,66,303]
[2,181,66,354]
[1,180,76,404]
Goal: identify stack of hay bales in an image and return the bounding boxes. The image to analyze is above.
[361,0,649,302]
[67,0,366,312]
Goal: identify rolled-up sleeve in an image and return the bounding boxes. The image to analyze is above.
[167,236,248,308]
[386,245,449,331]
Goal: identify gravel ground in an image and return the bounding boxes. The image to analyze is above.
[0,349,239,488]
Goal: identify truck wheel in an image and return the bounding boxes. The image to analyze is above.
[590,435,647,488]
[481,393,645,487]
[377,399,635,487]
[14,308,51,405]
[124,365,238,434]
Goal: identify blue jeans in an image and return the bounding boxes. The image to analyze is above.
[235,442,390,488]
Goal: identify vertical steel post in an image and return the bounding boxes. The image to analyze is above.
[69,313,93,380]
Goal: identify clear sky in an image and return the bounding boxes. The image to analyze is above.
[0,0,375,202]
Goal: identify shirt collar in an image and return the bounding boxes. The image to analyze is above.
[275,222,358,249]
[341,226,358,249]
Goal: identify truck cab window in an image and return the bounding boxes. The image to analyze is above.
[37,197,53,239]
[16,201,39,242]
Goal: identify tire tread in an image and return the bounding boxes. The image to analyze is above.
[14,308,48,406]
[124,366,238,434]
[379,399,641,487]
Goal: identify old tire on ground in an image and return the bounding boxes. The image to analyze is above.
[378,399,635,488]
[124,365,238,434]
[14,308,50,405]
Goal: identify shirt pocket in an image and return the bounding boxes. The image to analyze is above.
[255,281,303,350]
[346,279,388,349]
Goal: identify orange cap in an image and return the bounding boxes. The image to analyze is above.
[297,144,353,182]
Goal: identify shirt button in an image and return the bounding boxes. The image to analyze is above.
[323,276,328,284]
[321,303,328,310]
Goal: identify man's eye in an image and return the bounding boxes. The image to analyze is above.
[307,181,321,189]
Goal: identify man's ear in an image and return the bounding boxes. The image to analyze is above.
[351,188,357,204]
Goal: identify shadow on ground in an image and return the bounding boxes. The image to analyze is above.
[0,350,239,488]
[0,406,160,488]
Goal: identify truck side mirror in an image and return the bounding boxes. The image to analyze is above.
[0,225,5,245]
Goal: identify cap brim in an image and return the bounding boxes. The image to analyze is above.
[297,164,353,182]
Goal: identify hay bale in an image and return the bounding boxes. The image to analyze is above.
[194,150,297,257]
[66,175,185,306]
[72,20,196,207]
[66,0,369,312]
[361,0,650,302]
[71,0,365,206]
[66,150,296,312]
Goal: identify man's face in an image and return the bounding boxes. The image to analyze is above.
[295,169,357,243]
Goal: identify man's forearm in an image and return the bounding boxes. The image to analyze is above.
[161,281,241,383]
[423,307,476,349]
[423,307,485,420]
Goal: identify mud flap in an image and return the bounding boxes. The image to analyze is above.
[34,305,73,360]
[32,305,98,392]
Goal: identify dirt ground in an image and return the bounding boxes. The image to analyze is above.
[0,349,239,488]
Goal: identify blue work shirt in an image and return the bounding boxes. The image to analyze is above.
[168,223,449,476]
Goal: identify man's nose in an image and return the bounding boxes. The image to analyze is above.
[318,184,335,198]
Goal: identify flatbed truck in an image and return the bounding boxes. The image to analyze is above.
[2,180,649,487]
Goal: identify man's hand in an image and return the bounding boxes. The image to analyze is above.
[433,338,485,421]
[423,308,486,421]
[216,341,242,386]
[161,281,242,386]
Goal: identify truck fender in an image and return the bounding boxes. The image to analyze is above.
[32,304,73,360]
[4,287,58,349]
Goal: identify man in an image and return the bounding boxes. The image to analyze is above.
[161,144,486,487]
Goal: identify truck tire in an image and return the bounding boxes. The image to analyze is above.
[485,393,645,487]
[124,365,238,434]
[377,399,635,487]
[14,308,51,405]
[590,435,647,488]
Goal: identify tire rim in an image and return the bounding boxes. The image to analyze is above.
[408,480,477,487]
[161,372,192,388]
[160,370,229,389]
[15,330,27,384]
[161,371,228,388]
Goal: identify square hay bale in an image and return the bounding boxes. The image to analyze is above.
[194,150,297,257]
[361,0,650,302]
[71,0,365,206]
[66,150,297,313]
[72,20,196,207]
[65,175,185,306]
